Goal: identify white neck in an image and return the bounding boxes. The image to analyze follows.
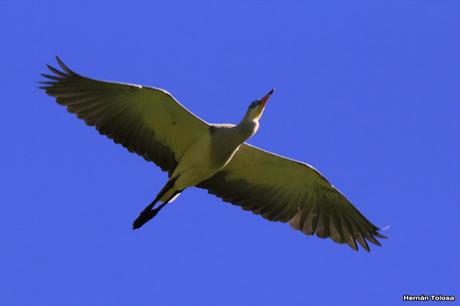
[236,117,259,142]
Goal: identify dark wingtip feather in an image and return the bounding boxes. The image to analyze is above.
[47,64,67,77]
[365,233,382,246]
[374,231,387,239]
[38,81,56,85]
[56,56,76,75]
[356,234,370,252]
[40,73,62,81]
[346,237,358,251]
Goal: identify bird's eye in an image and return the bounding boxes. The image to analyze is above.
[249,101,258,109]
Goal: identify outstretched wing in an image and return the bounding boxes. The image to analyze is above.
[40,57,208,175]
[198,143,385,251]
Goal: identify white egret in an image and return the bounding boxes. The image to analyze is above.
[40,57,385,251]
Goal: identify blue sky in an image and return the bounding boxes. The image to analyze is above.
[1,1,459,305]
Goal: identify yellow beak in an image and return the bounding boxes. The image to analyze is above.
[259,89,274,108]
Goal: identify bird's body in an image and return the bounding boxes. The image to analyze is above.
[40,57,386,251]
[161,124,246,202]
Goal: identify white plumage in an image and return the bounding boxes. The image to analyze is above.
[40,57,385,251]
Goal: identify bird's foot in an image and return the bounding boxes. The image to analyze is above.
[132,202,167,230]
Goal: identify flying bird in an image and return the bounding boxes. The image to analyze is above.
[40,57,385,251]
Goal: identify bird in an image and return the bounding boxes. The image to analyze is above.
[40,57,385,252]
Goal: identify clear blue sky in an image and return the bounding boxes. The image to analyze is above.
[1,1,459,305]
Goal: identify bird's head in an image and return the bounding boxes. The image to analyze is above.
[245,89,274,121]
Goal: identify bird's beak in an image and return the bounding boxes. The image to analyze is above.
[259,89,274,108]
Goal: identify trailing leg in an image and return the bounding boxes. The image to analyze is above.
[132,176,183,230]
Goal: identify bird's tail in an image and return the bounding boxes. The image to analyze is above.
[132,176,182,230]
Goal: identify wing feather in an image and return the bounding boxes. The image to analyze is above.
[198,143,385,251]
[40,57,208,175]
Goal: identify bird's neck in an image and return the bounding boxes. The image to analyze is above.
[236,118,259,142]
